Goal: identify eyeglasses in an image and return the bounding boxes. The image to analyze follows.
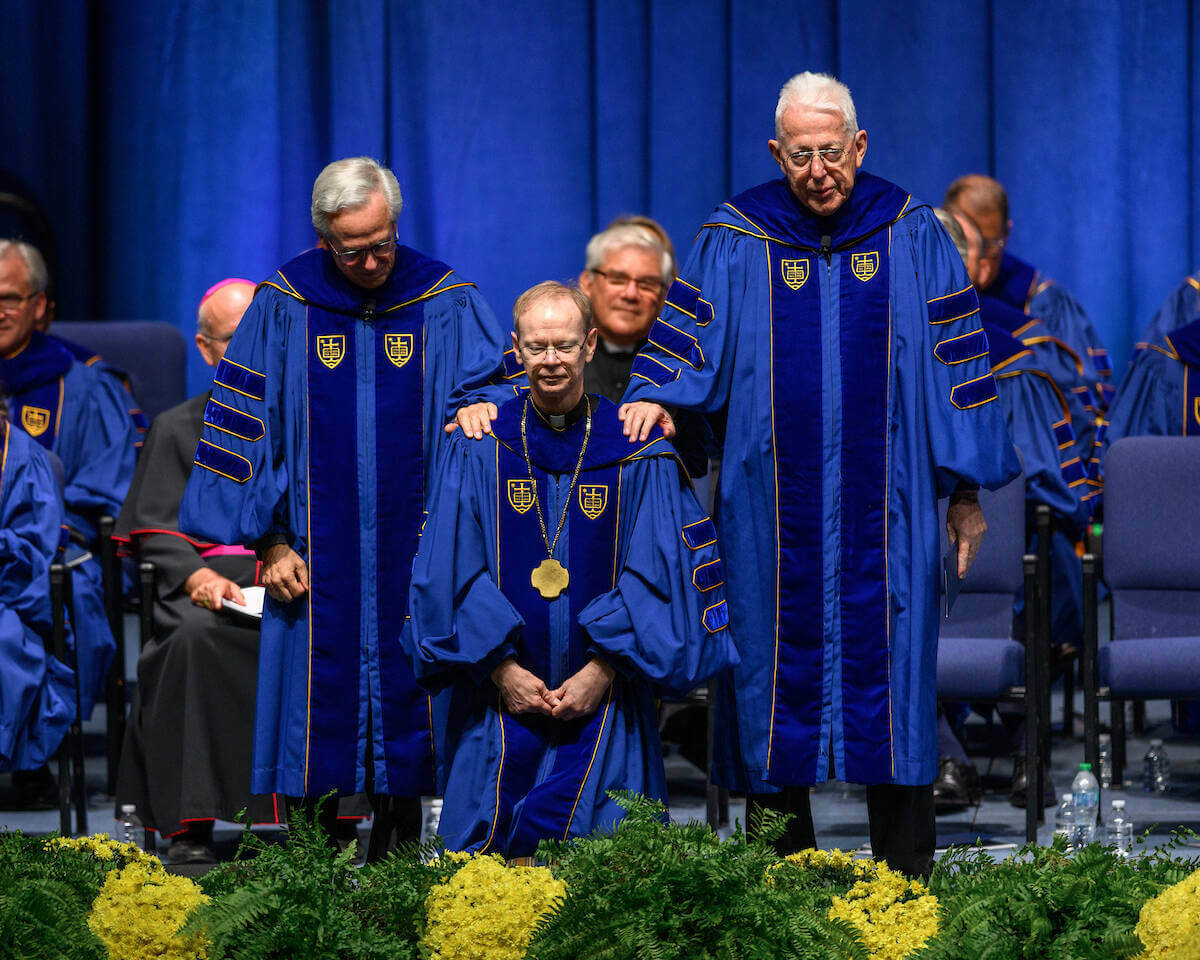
[784,143,852,170]
[0,292,38,313]
[328,235,398,265]
[519,341,583,360]
[982,236,1007,255]
[592,269,664,296]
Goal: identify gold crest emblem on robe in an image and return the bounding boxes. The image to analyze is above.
[316,335,345,369]
[21,406,50,437]
[781,259,809,290]
[385,333,413,368]
[578,484,608,520]
[851,251,879,282]
[507,479,534,514]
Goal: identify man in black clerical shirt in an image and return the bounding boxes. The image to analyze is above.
[577,219,674,403]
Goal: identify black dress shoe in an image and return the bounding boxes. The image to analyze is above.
[167,839,216,864]
[1010,753,1057,808]
[933,757,982,812]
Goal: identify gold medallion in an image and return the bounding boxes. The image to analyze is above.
[531,557,570,600]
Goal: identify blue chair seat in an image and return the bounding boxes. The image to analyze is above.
[937,637,1025,699]
[1099,637,1200,698]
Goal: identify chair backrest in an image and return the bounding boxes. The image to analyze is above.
[52,321,188,421]
[938,472,1025,639]
[1105,436,1200,640]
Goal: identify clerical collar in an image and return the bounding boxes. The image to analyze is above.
[530,393,590,431]
[600,337,640,356]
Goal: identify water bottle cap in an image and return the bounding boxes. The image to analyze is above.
[1099,733,1111,743]
[1079,762,1092,771]
[1150,739,1164,747]
[1112,799,1125,809]
[119,803,136,814]
[1062,792,1072,801]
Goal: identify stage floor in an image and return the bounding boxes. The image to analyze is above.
[2,690,1197,867]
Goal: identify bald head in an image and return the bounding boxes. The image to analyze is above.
[196,279,255,367]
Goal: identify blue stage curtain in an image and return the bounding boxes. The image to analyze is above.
[2,0,1197,393]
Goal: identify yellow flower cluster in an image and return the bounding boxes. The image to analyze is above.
[827,859,939,960]
[1135,865,1200,959]
[45,832,157,867]
[424,852,566,960]
[783,847,864,873]
[87,859,210,960]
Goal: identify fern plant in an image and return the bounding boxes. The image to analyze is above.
[527,793,866,960]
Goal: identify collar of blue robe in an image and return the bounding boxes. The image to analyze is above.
[980,295,1041,338]
[264,246,461,315]
[0,331,74,394]
[491,393,674,473]
[1167,317,1200,367]
[989,251,1038,311]
[983,321,1034,370]
[710,172,916,252]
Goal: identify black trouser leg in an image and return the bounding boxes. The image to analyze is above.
[746,786,817,856]
[366,794,422,863]
[865,783,935,880]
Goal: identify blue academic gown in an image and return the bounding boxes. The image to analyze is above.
[47,333,150,451]
[404,395,738,857]
[0,332,132,717]
[1130,271,1200,365]
[0,421,76,771]
[988,252,1113,410]
[623,174,1020,789]
[179,246,514,799]
[1106,317,1200,446]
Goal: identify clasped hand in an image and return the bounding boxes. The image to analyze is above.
[490,656,614,721]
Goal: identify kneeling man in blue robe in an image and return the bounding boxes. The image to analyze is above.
[404,281,739,858]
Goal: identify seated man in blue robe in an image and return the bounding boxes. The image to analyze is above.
[945,175,1113,411]
[0,239,132,727]
[619,73,1020,878]
[180,157,514,856]
[0,399,76,800]
[404,281,738,859]
[932,210,1092,811]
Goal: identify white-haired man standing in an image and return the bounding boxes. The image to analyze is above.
[179,157,512,856]
[619,73,1020,876]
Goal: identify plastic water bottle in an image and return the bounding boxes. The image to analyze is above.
[117,804,138,845]
[421,796,443,843]
[1106,799,1133,858]
[1071,763,1100,845]
[1053,792,1076,849]
[1098,734,1113,789]
[1143,739,1171,793]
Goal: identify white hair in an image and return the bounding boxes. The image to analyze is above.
[934,208,968,263]
[0,239,48,293]
[775,72,858,139]
[311,157,403,237]
[584,224,673,285]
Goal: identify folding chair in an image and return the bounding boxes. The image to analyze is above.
[1083,437,1200,786]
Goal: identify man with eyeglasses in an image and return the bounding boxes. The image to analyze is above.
[618,72,1019,877]
[576,220,674,403]
[114,279,281,863]
[0,239,133,802]
[180,157,512,857]
[403,281,737,857]
[945,175,1113,413]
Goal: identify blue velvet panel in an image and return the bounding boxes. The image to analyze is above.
[936,636,1024,700]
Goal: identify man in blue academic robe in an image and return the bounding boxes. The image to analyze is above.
[179,157,513,851]
[404,282,738,858]
[0,408,76,781]
[619,73,1019,877]
[945,175,1113,411]
[0,239,131,722]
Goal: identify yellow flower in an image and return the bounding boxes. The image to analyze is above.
[87,859,209,960]
[424,852,565,960]
[827,860,939,960]
[1135,866,1200,959]
[45,832,159,868]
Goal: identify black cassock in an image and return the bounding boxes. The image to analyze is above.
[114,392,279,835]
